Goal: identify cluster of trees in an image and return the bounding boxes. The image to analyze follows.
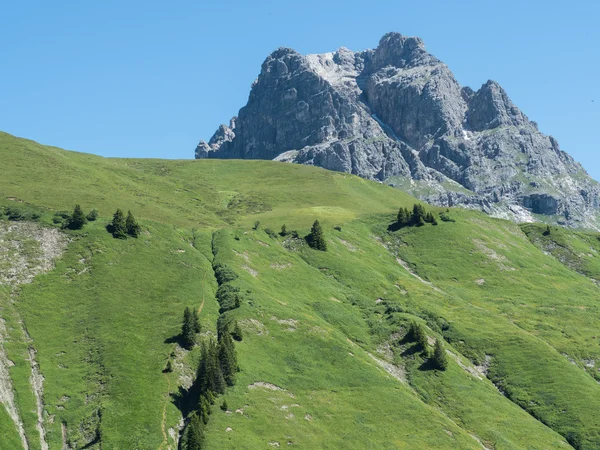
[51,205,98,230]
[183,260,243,449]
[184,331,239,449]
[2,205,42,222]
[108,209,141,239]
[253,219,326,251]
[406,321,448,370]
[397,204,438,227]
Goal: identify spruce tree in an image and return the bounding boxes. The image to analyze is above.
[198,340,225,395]
[432,338,448,370]
[67,204,87,230]
[409,322,429,354]
[86,208,99,222]
[412,204,426,224]
[198,394,211,425]
[126,210,141,237]
[181,307,195,349]
[111,209,127,239]
[398,207,412,225]
[218,332,237,386]
[192,309,201,333]
[185,412,204,450]
[280,224,288,236]
[231,321,243,342]
[308,220,327,251]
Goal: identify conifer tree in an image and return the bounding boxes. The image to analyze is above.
[86,208,99,222]
[408,321,429,354]
[218,332,237,386]
[397,207,409,225]
[126,210,141,237]
[185,412,204,450]
[231,321,243,342]
[192,309,201,333]
[280,224,288,236]
[181,307,195,349]
[111,209,127,239]
[198,340,225,395]
[412,204,427,224]
[432,338,448,370]
[308,220,327,251]
[67,204,87,230]
[198,394,211,425]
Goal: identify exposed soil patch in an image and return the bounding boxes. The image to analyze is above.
[239,319,268,336]
[242,265,258,277]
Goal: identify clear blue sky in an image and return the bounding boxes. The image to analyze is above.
[1,1,598,180]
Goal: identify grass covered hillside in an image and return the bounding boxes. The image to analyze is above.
[1,131,600,449]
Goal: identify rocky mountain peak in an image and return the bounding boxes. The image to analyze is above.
[370,32,435,70]
[467,80,528,131]
[195,33,600,229]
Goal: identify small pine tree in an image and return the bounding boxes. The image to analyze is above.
[181,307,195,349]
[126,210,141,237]
[185,412,205,450]
[220,399,228,411]
[192,309,201,334]
[431,215,438,226]
[412,204,426,224]
[67,204,87,230]
[111,209,127,239]
[416,216,426,227]
[231,321,243,342]
[397,208,408,225]
[408,322,429,354]
[280,224,288,236]
[432,339,448,370]
[198,394,211,425]
[308,220,327,251]
[425,212,435,223]
[164,359,173,373]
[543,225,551,236]
[253,220,260,230]
[218,332,238,386]
[86,209,99,222]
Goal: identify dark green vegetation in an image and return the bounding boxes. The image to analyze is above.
[1,131,600,449]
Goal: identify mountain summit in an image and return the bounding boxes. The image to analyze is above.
[195,32,600,229]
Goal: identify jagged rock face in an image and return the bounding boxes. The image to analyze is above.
[195,32,600,229]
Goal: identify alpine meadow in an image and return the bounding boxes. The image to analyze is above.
[1,129,600,449]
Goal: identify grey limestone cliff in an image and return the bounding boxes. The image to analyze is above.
[195,32,600,229]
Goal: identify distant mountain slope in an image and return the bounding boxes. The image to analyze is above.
[196,32,600,230]
[3,132,600,448]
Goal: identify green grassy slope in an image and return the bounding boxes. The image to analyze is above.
[1,131,599,448]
